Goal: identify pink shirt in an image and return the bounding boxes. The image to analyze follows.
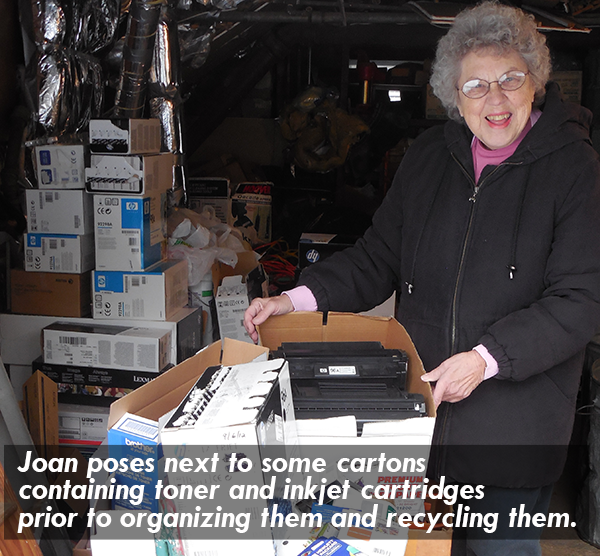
[284,109,542,379]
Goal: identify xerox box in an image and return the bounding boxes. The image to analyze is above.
[34,144,86,189]
[58,403,110,446]
[94,194,165,271]
[92,259,188,321]
[25,233,95,273]
[215,275,252,343]
[298,233,358,269]
[89,119,162,155]
[43,321,172,373]
[85,153,174,195]
[26,189,94,235]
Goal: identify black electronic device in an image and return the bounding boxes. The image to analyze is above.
[272,341,426,431]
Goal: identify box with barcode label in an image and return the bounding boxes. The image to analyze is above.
[92,259,188,321]
[34,144,86,189]
[107,412,160,511]
[85,152,174,195]
[58,403,109,446]
[43,321,172,373]
[94,194,165,271]
[25,233,95,273]
[26,189,93,235]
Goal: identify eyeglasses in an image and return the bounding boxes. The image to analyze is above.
[458,70,530,99]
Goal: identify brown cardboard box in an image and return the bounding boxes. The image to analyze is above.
[108,337,268,429]
[11,269,91,317]
[22,371,59,460]
[258,311,435,416]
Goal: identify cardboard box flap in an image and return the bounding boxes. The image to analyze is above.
[108,339,268,428]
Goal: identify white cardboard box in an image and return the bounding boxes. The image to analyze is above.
[85,152,174,195]
[160,358,297,556]
[25,233,95,273]
[92,259,188,321]
[43,321,172,373]
[34,144,86,189]
[26,189,94,235]
[0,313,192,369]
[215,275,252,343]
[89,119,162,155]
[94,194,165,271]
[58,403,110,445]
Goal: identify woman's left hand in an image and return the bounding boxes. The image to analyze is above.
[421,351,486,408]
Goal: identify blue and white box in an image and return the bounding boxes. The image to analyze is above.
[107,412,160,512]
[94,194,165,271]
[34,145,86,189]
[92,259,188,321]
[25,233,95,273]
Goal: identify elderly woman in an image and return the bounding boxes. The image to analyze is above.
[245,2,600,554]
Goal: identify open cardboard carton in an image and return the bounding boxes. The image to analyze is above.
[108,337,268,429]
[259,312,448,556]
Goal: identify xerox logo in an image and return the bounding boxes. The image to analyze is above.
[306,249,320,263]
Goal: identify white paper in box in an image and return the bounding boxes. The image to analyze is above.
[94,194,165,271]
[25,233,95,273]
[43,321,172,373]
[92,259,188,321]
[34,144,86,189]
[26,189,93,234]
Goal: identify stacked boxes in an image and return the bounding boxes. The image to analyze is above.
[18,144,95,317]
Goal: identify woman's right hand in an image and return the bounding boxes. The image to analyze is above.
[243,295,294,343]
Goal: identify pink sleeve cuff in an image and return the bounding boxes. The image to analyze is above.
[473,344,499,380]
[282,285,318,312]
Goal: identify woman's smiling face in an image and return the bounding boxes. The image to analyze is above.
[456,49,536,150]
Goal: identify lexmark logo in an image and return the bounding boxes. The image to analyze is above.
[133,376,151,383]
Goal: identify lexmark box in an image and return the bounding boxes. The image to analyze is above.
[188,177,230,224]
[85,153,174,195]
[26,189,93,234]
[107,412,160,511]
[92,259,188,321]
[215,275,252,343]
[89,119,161,155]
[34,144,86,189]
[43,321,172,373]
[25,233,95,273]
[94,194,165,271]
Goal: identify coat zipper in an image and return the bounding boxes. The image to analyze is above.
[449,155,505,354]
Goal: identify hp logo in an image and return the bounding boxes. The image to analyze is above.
[306,249,320,263]
[126,202,137,211]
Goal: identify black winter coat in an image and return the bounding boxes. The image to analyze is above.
[298,83,600,487]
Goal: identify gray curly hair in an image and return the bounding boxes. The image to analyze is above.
[430,1,552,121]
